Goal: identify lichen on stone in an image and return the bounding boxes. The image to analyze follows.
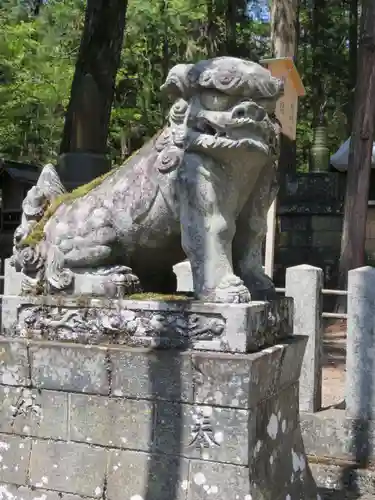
[21,169,116,248]
[127,292,190,301]
[20,146,148,249]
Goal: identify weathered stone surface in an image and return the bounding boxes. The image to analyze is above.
[311,462,375,496]
[251,427,317,500]
[311,215,343,232]
[0,385,22,431]
[29,342,109,394]
[153,402,249,465]
[173,260,194,293]
[109,347,193,401]
[0,485,99,500]
[312,231,341,249]
[0,339,29,387]
[2,258,23,336]
[286,265,323,412]
[0,386,68,440]
[279,215,311,232]
[301,408,375,460]
[13,57,283,304]
[347,266,375,420]
[278,336,308,388]
[107,450,189,500]
[188,460,249,500]
[29,440,107,497]
[192,336,306,409]
[0,434,31,484]
[70,393,152,449]
[16,296,293,353]
[280,172,344,203]
[0,484,60,500]
[249,383,300,455]
[0,326,316,500]
[193,347,283,409]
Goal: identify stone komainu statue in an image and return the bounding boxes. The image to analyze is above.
[12,57,283,303]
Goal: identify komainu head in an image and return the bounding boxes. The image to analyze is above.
[156,57,284,167]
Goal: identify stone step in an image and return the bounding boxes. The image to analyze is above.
[312,462,375,498]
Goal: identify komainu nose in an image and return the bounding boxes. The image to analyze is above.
[231,102,266,121]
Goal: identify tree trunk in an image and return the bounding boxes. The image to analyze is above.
[347,0,358,133]
[60,0,128,155]
[338,0,375,290]
[270,0,298,59]
[159,0,169,118]
[311,0,325,127]
[226,0,236,55]
[270,0,299,175]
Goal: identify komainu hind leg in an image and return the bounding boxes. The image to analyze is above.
[45,224,142,297]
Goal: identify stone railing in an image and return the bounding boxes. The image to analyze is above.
[284,264,375,494]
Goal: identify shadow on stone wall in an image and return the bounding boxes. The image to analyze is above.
[146,350,184,500]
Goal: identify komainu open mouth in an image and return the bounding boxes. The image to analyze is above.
[194,118,226,137]
[191,115,273,155]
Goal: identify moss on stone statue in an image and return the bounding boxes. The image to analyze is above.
[127,293,191,301]
[21,169,115,247]
[21,146,147,248]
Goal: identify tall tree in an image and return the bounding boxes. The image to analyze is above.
[311,0,326,127]
[270,0,298,175]
[338,0,375,288]
[347,0,358,133]
[270,0,298,58]
[265,0,298,278]
[60,0,128,155]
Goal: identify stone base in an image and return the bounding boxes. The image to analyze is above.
[310,462,375,498]
[0,335,317,500]
[14,296,293,353]
[301,408,375,462]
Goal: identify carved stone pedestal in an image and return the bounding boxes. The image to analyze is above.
[0,298,318,500]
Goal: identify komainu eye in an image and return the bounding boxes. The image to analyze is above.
[200,92,233,111]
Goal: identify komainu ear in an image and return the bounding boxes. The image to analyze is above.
[160,63,194,100]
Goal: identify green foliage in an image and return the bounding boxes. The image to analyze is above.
[0,0,84,163]
[0,0,359,173]
[296,0,356,171]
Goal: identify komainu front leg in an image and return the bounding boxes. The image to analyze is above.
[178,156,250,303]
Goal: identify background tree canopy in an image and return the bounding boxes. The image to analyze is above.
[0,0,357,170]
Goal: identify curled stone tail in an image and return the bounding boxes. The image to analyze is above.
[11,164,66,294]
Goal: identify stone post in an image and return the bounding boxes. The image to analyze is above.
[58,153,111,191]
[346,266,375,420]
[286,264,323,412]
[2,257,23,334]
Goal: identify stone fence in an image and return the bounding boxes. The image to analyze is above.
[287,264,375,494]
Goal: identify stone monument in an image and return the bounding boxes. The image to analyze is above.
[0,57,318,500]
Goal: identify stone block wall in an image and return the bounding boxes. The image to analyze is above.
[275,172,345,291]
[365,207,375,263]
[0,335,315,500]
[275,171,375,290]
